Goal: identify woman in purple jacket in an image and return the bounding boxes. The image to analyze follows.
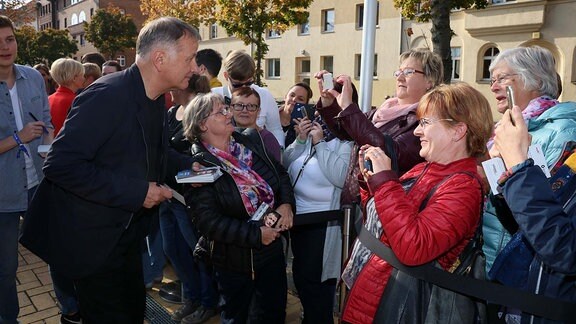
[314,48,444,204]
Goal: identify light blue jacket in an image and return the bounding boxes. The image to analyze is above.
[483,101,576,272]
[0,65,50,212]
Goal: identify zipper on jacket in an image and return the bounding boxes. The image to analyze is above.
[251,249,255,280]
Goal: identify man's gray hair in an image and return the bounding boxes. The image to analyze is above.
[137,17,201,58]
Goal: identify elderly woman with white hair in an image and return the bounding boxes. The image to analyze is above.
[48,58,85,136]
[483,46,576,323]
[182,92,295,323]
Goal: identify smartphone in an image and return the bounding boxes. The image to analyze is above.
[506,86,516,126]
[322,73,334,90]
[363,153,373,172]
[292,103,315,120]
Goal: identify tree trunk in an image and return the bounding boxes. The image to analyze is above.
[430,0,453,84]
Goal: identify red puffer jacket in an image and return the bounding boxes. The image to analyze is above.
[342,157,483,324]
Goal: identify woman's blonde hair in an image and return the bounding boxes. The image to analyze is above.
[417,83,494,157]
[50,58,84,86]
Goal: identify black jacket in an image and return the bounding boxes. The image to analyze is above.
[20,65,168,279]
[186,128,294,273]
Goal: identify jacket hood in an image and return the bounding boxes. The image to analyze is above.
[528,101,576,130]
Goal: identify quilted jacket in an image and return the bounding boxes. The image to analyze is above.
[483,101,576,272]
[186,129,295,273]
[342,157,483,323]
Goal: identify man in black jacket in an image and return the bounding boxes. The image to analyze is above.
[20,17,201,322]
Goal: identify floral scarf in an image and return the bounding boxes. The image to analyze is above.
[487,96,559,149]
[205,137,274,215]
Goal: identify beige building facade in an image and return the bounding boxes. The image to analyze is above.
[197,0,576,118]
[34,0,146,67]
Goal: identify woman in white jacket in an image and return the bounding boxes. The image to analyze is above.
[283,116,353,324]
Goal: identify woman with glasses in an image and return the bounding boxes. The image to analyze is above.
[231,87,281,162]
[182,93,295,323]
[341,83,493,323]
[482,46,576,322]
[313,48,443,206]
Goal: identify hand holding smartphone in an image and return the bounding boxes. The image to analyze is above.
[363,153,373,172]
[506,86,516,126]
[322,73,334,90]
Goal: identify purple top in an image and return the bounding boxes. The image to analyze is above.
[260,128,282,162]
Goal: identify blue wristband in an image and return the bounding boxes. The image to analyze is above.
[12,133,29,158]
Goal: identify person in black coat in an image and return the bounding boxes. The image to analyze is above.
[20,17,201,323]
[182,92,295,323]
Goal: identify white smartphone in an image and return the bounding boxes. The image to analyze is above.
[506,86,516,126]
[322,73,334,90]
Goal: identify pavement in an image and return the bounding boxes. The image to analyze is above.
[15,243,307,324]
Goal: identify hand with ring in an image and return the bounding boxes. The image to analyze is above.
[358,144,392,180]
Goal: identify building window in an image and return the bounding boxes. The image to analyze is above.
[322,9,334,33]
[90,8,93,17]
[482,47,500,80]
[79,34,85,46]
[299,18,310,35]
[321,56,333,73]
[354,54,378,79]
[71,13,78,25]
[266,58,281,78]
[451,47,461,80]
[79,11,86,23]
[64,18,67,28]
[117,55,126,67]
[210,24,217,39]
[492,0,514,3]
[267,29,281,38]
[356,2,379,29]
[301,60,310,74]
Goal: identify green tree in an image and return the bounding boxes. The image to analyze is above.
[15,25,37,65]
[36,29,78,64]
[394,0,489,83]
[84,5,137,59]
[142,0,312,85]
[15,26,77,66]
[2,0,35,26]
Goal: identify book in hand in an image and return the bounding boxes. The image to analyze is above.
[175,166,222,183]
[249,202,281,228]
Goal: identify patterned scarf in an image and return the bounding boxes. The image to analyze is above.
[487,96,559,149]
[205,137,274,215]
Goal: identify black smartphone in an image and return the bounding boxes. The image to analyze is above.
[292,103,315,120]
[364,153,373,172]
[506,86,516,126]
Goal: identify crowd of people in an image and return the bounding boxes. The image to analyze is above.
[0,13,575,324]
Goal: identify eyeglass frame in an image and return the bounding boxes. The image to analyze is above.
[489,73,518,86]
[230,103,260,112]
[206,105,231,118]
[418,117,454,128]
[393,68,426,78]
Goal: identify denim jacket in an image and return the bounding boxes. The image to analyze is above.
[0,65,50,212]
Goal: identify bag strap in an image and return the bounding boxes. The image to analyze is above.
[357,171,576,321]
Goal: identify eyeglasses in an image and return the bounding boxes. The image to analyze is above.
[489,73,518,86]
[393,68,425,78]
[418,118,454,128]
[230,79,254,88]
[208,106,231,118]
[231,103,259,112]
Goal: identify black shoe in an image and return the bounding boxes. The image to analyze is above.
[60,313,82,324]
[181,305,217,324]
[171,300,201,321]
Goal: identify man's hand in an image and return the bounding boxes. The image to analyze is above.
[19,121,46,143]
[274,203,293,230]
[143,182,172,208]
[260,226,282,245]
